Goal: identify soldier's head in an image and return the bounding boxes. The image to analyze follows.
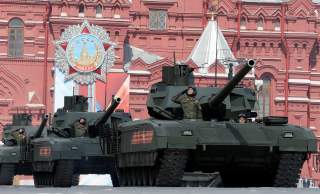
[186,86,197,97]
[79,117,86,125]
[18,128,25,134]
[238,113,247,124]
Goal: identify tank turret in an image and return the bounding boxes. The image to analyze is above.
[147,59,256,120]
[161,64,194,86]
[12,113,32,126]
[63,95,88,112]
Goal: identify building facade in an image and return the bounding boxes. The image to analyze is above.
[0,0,319,183]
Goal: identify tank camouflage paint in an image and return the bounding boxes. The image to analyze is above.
[0,113,48,185]
[31,96,131,187]
[116,60,318,187]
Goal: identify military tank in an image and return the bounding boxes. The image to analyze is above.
[31,95,131,187]
[116,60,318,187]
[0,113,48,185]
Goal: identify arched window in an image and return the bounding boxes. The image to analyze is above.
[8,18,24,57]
[240,17,247,30]
[96,4,102,15]
[79,3,85,17]
[257,17,264,31]
[256,76,272,117]
[115,31,119,42]
[273,18,280,31]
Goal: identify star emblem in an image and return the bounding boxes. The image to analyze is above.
[54,20,116,85]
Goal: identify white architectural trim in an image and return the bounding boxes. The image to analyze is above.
[50,16,130,22]
[25,20,43,24]
[128,70,151,75]
[25,104,45,108]
[275,97,309,102]
[275,97,320,103]
[311,81,320,86]
[129,89,149,94]
[108,68,125,73]
[288,79,310,84]
[194,72,227,78]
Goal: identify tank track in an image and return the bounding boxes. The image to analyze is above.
[53,160,74,187]
[273,152,306,187]
[72,174,80,186]
[156,150,188,186]
[0,164,15,185]
[34,172,54,187]
[119,150,188,186]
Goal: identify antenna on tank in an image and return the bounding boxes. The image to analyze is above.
[173,51,176,65]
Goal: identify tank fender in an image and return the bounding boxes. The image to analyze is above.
[0,147,21,163]
[278,134,318,152]
[166,136,197,149]
[156,124,197,149]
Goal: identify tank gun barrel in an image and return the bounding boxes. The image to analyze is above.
[33,115,49,138]
[209,59,256,108]
[94,97,121,127]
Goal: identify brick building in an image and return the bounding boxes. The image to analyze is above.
[0,0,319,183]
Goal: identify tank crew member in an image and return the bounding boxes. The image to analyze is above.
[172,86,202,119]
[73,117,88,137]
[5,128,26,145]
[238,113,247,124]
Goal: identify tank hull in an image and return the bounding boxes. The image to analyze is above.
[117,119,317,187]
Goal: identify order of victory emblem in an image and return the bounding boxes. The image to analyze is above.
[54,20,116,84]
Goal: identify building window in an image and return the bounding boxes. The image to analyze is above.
[257,17,264,31]
[274,18,280,31]
[96,4,102,17]
[79,4,85,17]
[115,31,119,42]
[149,10,167,30]
[8,18,24,57]
[61,3,68,16]
[240,17,246,30]
[256,77,271,117]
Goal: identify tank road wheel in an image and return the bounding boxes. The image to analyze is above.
[132,168,139,186]
[0,164,15,185]
[72,174,80,186]
[148,167,155,186]
[142,168,148,186]
[155,150,189,187]
[136,167,143,186]
[273,152,306,187]
[110,170,120,187]
[119,168,127,186]
[53,160,74,187]
[34,172,54,187]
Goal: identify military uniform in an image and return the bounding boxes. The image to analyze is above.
[172,93,202,119]
[3,129,26,146]
[73,121,88,137]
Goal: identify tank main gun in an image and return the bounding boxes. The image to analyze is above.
[94,97,121,128]
[209,59,256,109]
[32,115,49,139]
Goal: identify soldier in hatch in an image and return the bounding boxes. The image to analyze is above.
[3,128,26,146]
[238,113,247,124]
[73,117,88,137]
[172,86,203,119]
